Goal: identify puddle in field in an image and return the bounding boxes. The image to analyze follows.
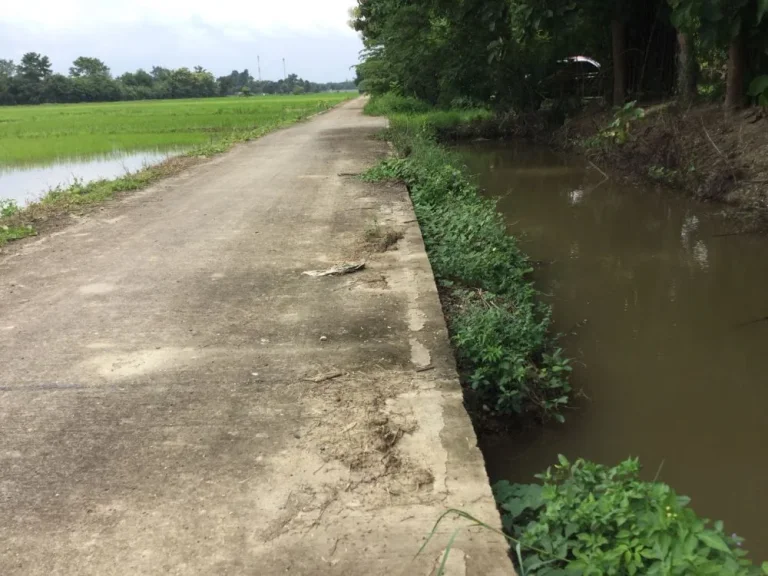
[459,140,768,560]
[0,149,185,206]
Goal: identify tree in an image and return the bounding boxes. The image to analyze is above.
[668,0,768,111]
[668,0,699,104]
[217,74,236,96]
[725,31,745,111]
[119,69,153,88]
[42,74,75,103]
[151,66,172,82]
[612,16,628,105]
[70,56,111,78]
[0,59,15,78]
[676,31,698,104]
[191,68,217,97]
[17,52,52,82]
[0,52,348,105]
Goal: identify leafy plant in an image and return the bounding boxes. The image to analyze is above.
[495,456,768,576]
[602,102,646,145]
[0,224,35,246]
[0,199,21,218]
[363,93,431,116]
[364,121,571,420]
[648,165,681,185]
[748,75,768,108]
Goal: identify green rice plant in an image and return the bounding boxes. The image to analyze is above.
[0,93,352,166]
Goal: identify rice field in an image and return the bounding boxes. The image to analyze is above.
[0,93,356,166]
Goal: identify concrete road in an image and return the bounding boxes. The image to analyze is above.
[0,99,512,575]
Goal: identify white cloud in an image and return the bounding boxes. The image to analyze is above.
[1,0,363,81]
[5,0,357,36]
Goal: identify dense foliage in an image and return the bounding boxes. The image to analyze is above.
[0,53,355,106]
[495,457,768,576]
[364,100,571,420]
[351,0,768,112]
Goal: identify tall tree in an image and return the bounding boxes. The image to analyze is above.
[0,59,15,78]
[725,31,745,111]
[17,52,52,82]
[611,1,629,106]
[69,56,111,78]
[668,0,699,104]
[676,31,698,104]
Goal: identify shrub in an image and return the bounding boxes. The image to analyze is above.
[748,75,768,108]
[495,457,768,576]
[364,127,571,420]
[1,199,21,218]
[364,93,431,116]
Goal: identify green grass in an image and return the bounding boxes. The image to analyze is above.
[363,98,572,420]
[0,93,355,166]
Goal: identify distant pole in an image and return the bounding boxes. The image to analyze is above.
[257,55,261,81]
[283,58,287,79]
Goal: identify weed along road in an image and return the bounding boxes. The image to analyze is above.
[0,99,512,575]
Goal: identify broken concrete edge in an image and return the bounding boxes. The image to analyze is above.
[382,177,516,575]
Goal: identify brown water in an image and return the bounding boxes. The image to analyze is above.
[459,141,768,558]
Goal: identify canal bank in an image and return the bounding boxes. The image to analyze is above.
[459,140,768,561]
[365,96,768,574]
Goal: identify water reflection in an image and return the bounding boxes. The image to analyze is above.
[460,140,768,560]
[0,149,184,205]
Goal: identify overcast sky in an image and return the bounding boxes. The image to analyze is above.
[1,0,363,82]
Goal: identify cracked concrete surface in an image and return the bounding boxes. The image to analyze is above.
[0,99,513,575]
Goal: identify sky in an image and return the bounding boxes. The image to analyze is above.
[1,0,364,82]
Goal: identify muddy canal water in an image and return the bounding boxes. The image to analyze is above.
[459,141,768,558]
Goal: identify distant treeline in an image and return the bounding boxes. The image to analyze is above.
[0,53,356,106]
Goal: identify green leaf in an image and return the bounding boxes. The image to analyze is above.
[730,15,742,39]
[697,531,731,554]
[761,561,768,574]
[758,0,768,24]
[557,454,570,468]
[748,75,768,97]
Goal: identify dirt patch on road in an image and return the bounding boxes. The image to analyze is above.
[301,369,434,497]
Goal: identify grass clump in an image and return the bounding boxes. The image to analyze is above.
[364,117,571,421]
[495,456,768,576]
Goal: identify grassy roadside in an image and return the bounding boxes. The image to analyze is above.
[0,96,350,248]
[363,96,571,422]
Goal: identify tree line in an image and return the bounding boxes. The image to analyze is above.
[0,53,356,106]
[351,0,768,113]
